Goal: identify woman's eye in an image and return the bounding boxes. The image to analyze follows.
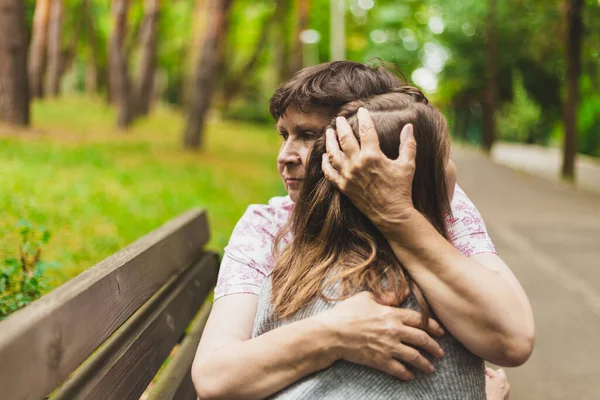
[303,131,317,140]
[278,132,288,140]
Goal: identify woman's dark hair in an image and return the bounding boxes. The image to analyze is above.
[271,90,450,328]
[269,60,428,120]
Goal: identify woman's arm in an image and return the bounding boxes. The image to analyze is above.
[192,292,444,400]
[192,294,337,400]
[322,111,535,366]
[384,211,534,366]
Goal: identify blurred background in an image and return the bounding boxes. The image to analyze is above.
[0,0,599,398]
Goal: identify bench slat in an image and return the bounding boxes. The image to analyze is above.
[53,251,218,400]
[0,208,210,400]
[147,301,213,400]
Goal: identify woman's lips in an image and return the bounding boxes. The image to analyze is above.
[285,178,303,186]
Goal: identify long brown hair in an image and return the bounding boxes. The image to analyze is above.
[271,89,451,327]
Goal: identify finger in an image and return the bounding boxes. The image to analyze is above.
[325,128,346,171]
[496,368,507,379]
[394,308,445,337]
[356,107,380,151]
[391,345,436,374]
[396,123,417,165]
[485,366,498,378]
[378,359,415,381]
[373,291,402,306]
[322,153,342,188]
[334,116,360,157]
[396,325,444,359]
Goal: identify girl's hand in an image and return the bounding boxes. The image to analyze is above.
[485,367,511,400]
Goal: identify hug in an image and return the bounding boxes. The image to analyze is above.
[192,61,534,400]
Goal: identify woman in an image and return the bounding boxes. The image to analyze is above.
[192,62,524,400]
[252,90,488,398]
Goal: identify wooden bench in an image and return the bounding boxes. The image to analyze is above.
[0,208,218,400]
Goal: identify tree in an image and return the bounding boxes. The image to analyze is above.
[29,0,52,99]
[183,0,234,149]
[0,0,30,126]
[109,0,133,128]
[561,0,584,180]
[222,0,286,108]
[82,0,100,94]
[274,0,292,83]
[290,0,310,75]
[329,0,345,61]
[47,0,64,97]
[482,0,499,154]
[134,0,161,116]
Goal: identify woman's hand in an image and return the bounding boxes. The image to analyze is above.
[322,108,417,236]
[317,291,445,381]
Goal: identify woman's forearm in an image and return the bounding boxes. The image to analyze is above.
[383,210,534,367]
[192,315,338,400]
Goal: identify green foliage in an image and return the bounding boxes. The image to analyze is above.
[1,96,283,292]
[578,75,600,157]
[0,221,59,320]
[497,72,543,144]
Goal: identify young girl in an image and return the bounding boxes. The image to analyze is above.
[253,90,489,399]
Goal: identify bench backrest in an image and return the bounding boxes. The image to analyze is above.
[0,208,218,400]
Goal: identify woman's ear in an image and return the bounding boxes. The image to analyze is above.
[445,159,457,203]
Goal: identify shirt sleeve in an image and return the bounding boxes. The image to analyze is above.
[446,184,497,257]
[213,201,287,300]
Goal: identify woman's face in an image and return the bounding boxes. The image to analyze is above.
[276,106,458,204]
[276,106,331,202]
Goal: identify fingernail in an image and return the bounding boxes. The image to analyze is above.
[428,365,436,373]
[326,128,333,136]
[336,116,345,124]
[439,327,445,336]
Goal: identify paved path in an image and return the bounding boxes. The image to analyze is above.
[492,142,600,194]
[453,147,600,400]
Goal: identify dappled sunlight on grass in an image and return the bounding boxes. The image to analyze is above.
[1,96,284,292]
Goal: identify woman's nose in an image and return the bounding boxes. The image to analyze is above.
[277,143,301,165]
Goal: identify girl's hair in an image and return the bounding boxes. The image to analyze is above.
[270,88,451,327]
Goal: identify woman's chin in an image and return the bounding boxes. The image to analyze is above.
[287,189,300,203]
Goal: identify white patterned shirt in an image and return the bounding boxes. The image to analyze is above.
[214,185,496,300]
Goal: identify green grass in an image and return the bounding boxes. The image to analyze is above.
[0,96,284,291]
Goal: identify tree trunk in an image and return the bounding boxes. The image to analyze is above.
[330,0,345,61]
[275,0,291,83]
[481,0,498,154]
[82,0,99,94]
[184,0,208,106]
[134,0,160,117]
[28,0,51,99]
[222,0,285,108]
[561,0,584,181]
[183,0,233,150]
[109,0,133,128]
[46,0,63,97]
[289,0,310,76]
[0,0,30,125]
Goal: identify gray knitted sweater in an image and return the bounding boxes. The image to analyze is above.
[252,277,485,399]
